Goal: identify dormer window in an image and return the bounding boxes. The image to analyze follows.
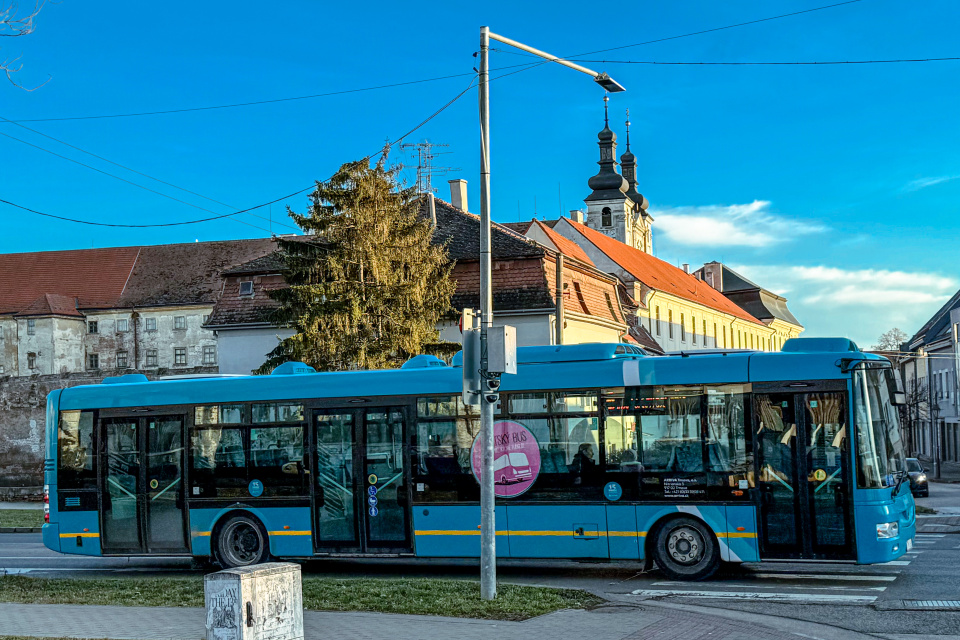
[239,281,254,297]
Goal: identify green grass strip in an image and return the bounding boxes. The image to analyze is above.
[0,509,43,529]
[0,575,602,621]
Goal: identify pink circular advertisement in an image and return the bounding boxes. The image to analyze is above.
[471,420,541,498]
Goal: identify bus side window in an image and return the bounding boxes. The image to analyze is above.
[249,425,307,497]
[190,427,246,497]
[59,411,96,490]
[414,396,480,502]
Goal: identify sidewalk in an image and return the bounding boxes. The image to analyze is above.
[0,600,879,640]
[916,457,960,483]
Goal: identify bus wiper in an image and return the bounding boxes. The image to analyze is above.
[891,470,907,499]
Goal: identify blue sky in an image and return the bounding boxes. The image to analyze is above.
[2,0,958,346]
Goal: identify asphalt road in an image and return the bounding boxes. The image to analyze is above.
[3,485,958,639]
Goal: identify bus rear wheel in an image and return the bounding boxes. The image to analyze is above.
[215,515,269,568]
[652,516,719,581]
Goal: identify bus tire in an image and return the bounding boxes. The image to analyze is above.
[214,515,270,569]
[651,516,719,581]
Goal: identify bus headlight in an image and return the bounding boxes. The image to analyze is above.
[877,522,899,539]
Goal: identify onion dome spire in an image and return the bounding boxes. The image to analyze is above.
[586,96,628,202]
[620,109,649,215]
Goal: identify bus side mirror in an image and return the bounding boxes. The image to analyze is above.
[892,391,906,406]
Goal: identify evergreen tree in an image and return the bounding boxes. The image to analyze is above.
[259,156,456,372]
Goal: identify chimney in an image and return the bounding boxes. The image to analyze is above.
[569,209,585,224]
[427,192,437,227]
[448,179,468,212]
[682,263,690,274]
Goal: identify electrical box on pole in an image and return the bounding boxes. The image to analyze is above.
[486,325,517,375]
[462,310,482,406]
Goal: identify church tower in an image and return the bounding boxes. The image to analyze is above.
[619,111,653,254]
[584,96,632,245]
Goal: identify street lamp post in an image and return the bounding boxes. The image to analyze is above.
[476,27,624,601]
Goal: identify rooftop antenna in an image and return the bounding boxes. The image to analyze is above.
[398,140,460,194]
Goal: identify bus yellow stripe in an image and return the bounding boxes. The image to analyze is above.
[192,531,212,537]
[269,531,312,536]
[59,533,99,538]
[718,531,758,539]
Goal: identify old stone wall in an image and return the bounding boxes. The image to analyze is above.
[0,366,217,491]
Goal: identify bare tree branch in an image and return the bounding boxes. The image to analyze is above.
[1,1,50,90]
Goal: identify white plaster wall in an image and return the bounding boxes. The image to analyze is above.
[131,307,216,370]
[438,313,554,350]
[0,318,16,374]
[53,317,85,373]
[217,327,295,375]
[563,316,623,344]
[15,317,56,376]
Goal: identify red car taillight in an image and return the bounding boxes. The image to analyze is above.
[43,485,50,523]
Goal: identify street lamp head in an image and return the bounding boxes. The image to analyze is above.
[594,72,626,93]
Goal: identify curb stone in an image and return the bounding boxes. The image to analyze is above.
[0,527,41,533]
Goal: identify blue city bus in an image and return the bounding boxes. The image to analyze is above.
[43,337,915,580]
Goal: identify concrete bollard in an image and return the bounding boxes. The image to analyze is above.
[205,562,304,640]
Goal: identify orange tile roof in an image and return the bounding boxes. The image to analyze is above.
[564,218,765,326]
[0,247,141,314]
[16,293,84,318]
[529,220,595,266]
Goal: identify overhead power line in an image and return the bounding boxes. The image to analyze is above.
[1,77,477,228]
[0,115,299,233]
[567,56,960,66]
[489,0,867,82]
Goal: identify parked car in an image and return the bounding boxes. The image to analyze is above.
[906,458,929,497]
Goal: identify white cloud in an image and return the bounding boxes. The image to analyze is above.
[902,175,960,192]
[731,264,958,346]
[651,200,825,248]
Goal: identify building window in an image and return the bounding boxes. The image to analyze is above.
[713,323,718,347]
[146,349,158,367]
[27,319,36,336]
[239,281,254,297]
[691,316,697,345]
[0,365,4,374]
[145,317,157,332]
[202,345,217,365]
[703,320,707,344]
[601,207,612,227]
[117,319,129,332]
[116,351,128,369]
[88,321,98,334]
[0,326,3,340]
[87,354,99,370]
[27,353,36,369]
[202,314,211,325]
[655,307,661,336]
[174,348,187,366]
[668,310,674,339]
[174,316,186,330]
[680,313,686,342]
[750,334,754,349]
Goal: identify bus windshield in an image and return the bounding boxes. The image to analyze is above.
[852,366,906,488]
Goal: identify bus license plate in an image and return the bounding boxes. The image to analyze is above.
[907,538,913,551]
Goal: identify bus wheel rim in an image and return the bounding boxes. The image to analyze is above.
[666,526,703,565]
[223,522,261,565]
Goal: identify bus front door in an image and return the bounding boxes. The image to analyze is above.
[754,387,854,561]
[312,407,411,554]
[100,416,189,555]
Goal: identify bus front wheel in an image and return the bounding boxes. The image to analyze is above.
[215,515,269,568]
[652,516,719,581]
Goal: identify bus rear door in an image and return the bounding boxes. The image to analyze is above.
[753,382,854,561]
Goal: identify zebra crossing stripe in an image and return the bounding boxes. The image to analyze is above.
[748,573,897,582]
[630,589,877,604]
